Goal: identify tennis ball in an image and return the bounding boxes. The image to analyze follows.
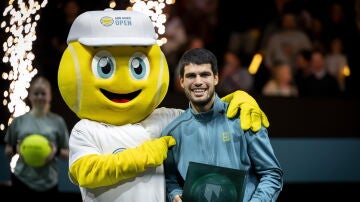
[19,134,52,167]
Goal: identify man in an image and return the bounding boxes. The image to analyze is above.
[301,49,342,97]
[161,48,283,202]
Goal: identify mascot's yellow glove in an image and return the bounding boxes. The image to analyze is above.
[221,90,270,132]
[69,136,176,188]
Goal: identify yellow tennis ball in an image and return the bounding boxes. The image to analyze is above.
[20,134,52,167]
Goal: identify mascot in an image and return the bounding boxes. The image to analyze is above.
[58,9,269,201]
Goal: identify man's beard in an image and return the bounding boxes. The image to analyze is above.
[191,97,212,106]
[186,88,215,107]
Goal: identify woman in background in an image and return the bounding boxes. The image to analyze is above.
[4,75,69,198]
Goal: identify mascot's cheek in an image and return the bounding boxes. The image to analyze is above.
[58,46,80,112]
[58,42,94,115]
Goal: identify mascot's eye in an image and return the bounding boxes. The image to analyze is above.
[92,50,116,79]
[128,52,150,80]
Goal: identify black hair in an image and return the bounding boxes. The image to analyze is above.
[177,48,218,78]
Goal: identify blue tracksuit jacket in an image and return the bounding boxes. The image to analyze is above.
[161,95,283,202]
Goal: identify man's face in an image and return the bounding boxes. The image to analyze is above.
[180,63,218,110]
[311,52,325,72]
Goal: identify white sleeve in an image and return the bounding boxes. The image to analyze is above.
[141,107,184,139]
[68,119,102,166]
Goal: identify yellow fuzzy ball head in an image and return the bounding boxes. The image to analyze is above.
[19,134,52,167]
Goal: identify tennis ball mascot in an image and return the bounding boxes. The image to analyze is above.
[58,9,269,201]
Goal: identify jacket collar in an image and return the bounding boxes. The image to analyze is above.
[189,94,225,121]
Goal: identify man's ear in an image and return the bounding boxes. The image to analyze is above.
[180,77,185,88]
[214,74,219,86]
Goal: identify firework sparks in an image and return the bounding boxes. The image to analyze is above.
[128,0,176,46]
[1,0,48,130]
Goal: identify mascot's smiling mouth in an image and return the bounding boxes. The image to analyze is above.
[100,89,141,103]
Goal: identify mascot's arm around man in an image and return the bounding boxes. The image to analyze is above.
[57,9,269,201]
[68,91,268,189]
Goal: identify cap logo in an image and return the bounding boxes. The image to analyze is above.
[100,16,133,27]
[100,16,114,26]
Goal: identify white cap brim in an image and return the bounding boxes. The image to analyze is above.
[79,37,157,46]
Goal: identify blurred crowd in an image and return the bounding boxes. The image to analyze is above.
[33,0,360,98]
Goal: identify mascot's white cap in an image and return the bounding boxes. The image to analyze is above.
[67,9,157,46]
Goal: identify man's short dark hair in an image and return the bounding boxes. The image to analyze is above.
[177,48,218,78]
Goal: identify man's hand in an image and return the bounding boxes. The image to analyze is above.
[221,90,269,132]
[173,194,182,202]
